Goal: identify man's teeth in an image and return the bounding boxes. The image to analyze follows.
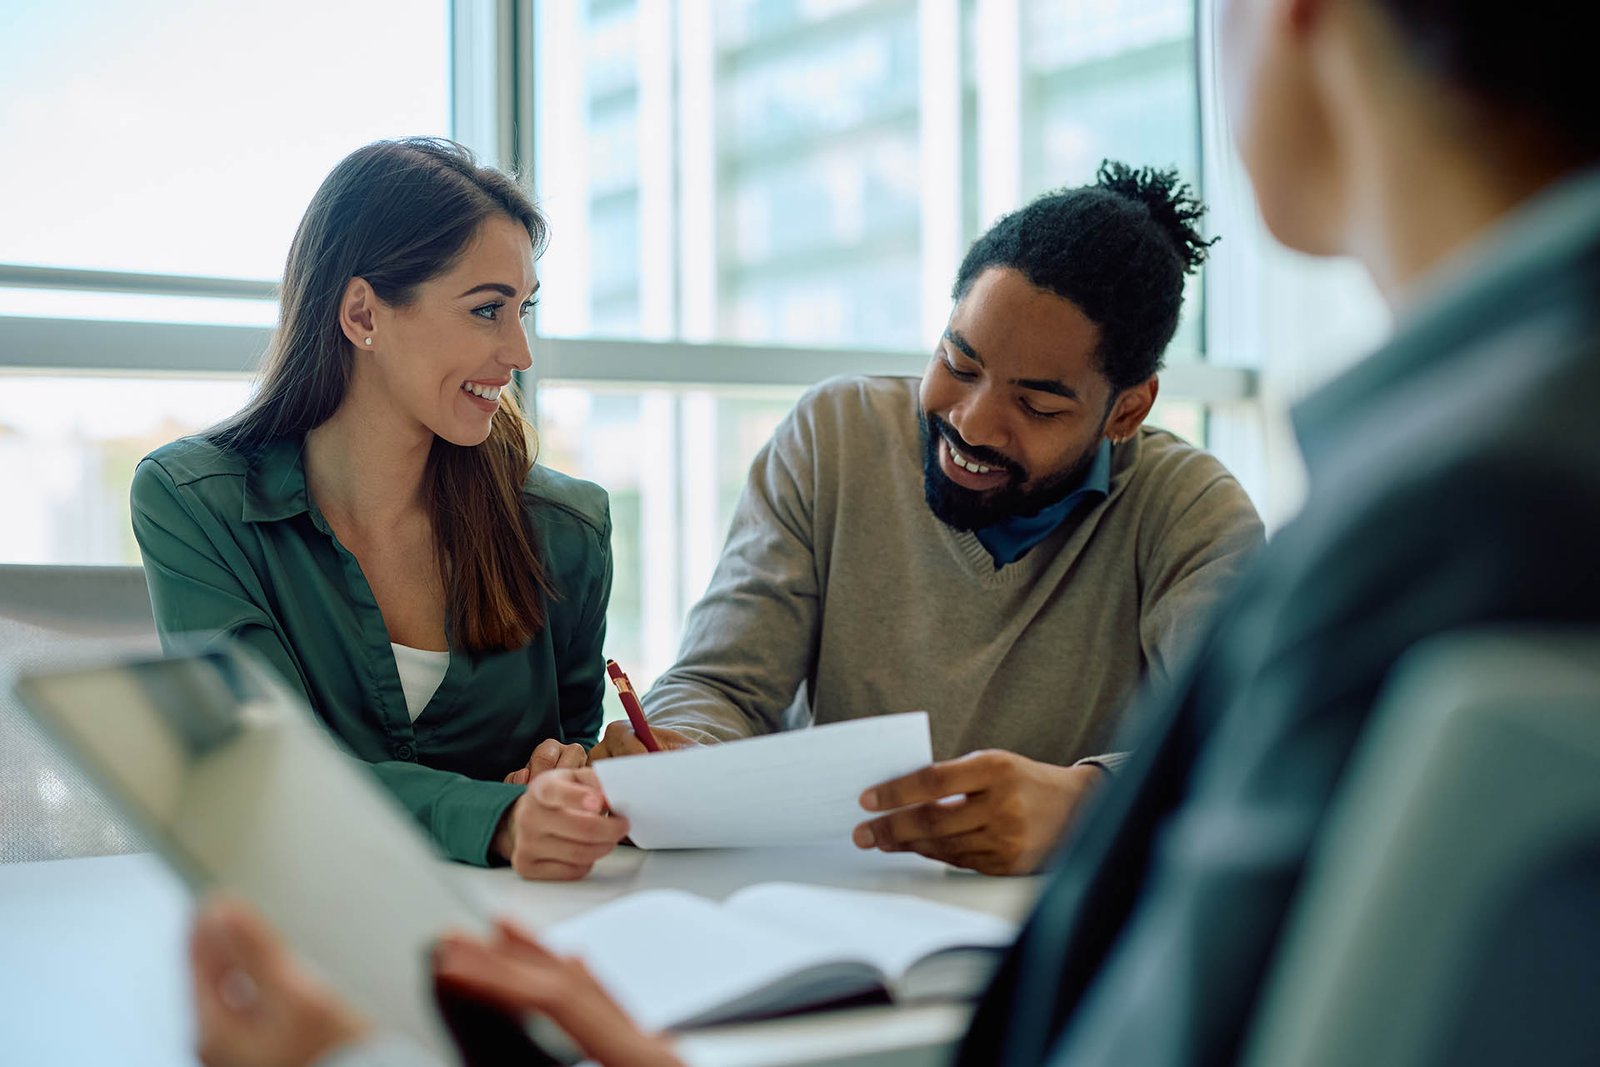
[948,443,993,474]
[462,382,502,401]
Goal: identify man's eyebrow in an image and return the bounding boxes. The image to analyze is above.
[457,282,539,300]
[1011,377,1081,402]
[943,329,982,364]
[945,328,1081,402]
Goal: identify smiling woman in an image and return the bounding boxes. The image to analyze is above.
[128,139,631,879]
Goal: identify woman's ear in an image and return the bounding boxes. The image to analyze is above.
[338,277,379,351]
[1105,376,1158,443]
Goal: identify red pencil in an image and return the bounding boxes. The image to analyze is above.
[605,659,660,752]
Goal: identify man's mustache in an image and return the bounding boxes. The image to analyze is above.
[931,416,1024,480]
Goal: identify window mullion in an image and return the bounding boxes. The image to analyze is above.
[917,0,965,342]
[973,0,1022,226]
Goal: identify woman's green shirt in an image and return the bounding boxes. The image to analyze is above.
[130,435,612,865]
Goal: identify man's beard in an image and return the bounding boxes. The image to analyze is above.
[920,412,1104,532]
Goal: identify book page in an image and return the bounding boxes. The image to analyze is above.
[539,888,881,1031]
[591,712,933,849]
[722,882,1018,989]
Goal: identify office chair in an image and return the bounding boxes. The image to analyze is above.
[0,562,154,635]
[0,564,158,862]
[1242,627,1600,1066]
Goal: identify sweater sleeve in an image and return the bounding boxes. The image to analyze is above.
[130,458,522,867]
[642,402,823,743]
[1136,466,1265,685]
[1075,751,1133,775]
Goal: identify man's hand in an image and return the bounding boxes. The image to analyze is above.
[189,897,370,1067]
[504,738,588,785]
[492,768,631,881]
[852,750,1106,876]
[587,720,700,762]
[435,919,685,1067]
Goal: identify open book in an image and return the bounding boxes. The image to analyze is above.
[539,882,1019,1031]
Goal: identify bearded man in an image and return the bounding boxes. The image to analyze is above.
[591,162,1264,876]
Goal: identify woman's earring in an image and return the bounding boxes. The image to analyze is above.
[363,337,373,346]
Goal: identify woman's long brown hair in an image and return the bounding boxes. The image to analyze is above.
[210,138,553,652]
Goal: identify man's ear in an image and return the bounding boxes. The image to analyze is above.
[338,277,380,351]
[1104,376,1158,443]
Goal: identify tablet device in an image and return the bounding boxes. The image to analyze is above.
[13,643,567,1066]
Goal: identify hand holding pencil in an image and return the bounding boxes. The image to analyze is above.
[605,659,659,751]
[588,660,700,762]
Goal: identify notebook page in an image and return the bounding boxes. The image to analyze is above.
[592,712,933,849]
[722,882,1018,983]
[540,888,873,1031]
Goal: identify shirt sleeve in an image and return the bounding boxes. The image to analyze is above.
[363,763,522,867]
[554,503,613,750]
[642,403,822,743]
[130,457,523,867]
[130,456,312,698]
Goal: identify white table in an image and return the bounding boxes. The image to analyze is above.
[0,847,1040,1067]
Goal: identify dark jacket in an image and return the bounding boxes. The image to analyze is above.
[959,167,1600,1066]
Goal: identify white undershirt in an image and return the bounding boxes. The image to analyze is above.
[390,642,450,722]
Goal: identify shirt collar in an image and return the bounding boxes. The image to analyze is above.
[1293,163,1600,478]
[975,438,1112,567]
[241,436,315,523]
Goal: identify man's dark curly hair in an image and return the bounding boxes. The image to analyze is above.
[953,161,1217,396]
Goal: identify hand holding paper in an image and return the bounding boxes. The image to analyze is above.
[493,768,631,881]
[589,712,933,849]
[853,749,1106,875]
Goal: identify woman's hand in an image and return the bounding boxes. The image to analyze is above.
[435,919,685,1067]
[492,767,631,880]
[503,738,588,786]
[189,897,370,1067]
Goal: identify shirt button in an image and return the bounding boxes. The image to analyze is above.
[392,743,416,761]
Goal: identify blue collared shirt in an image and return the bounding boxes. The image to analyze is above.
[975,439,1112,567]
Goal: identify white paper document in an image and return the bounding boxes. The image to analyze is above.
[591,711,933,849]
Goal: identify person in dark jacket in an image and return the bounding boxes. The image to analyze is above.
[957,0,1600,1062]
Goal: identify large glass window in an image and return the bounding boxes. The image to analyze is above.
[530,0,1209,682]
[0,0,451,287]
[537,385,800,684]
[6,0,1253,692]
[0,374,252,564]
[533,0,1201,354]
[0,0,452,565]
[1021,0,1202,358]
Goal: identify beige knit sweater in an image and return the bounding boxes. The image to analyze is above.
[644,375,1264,766]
